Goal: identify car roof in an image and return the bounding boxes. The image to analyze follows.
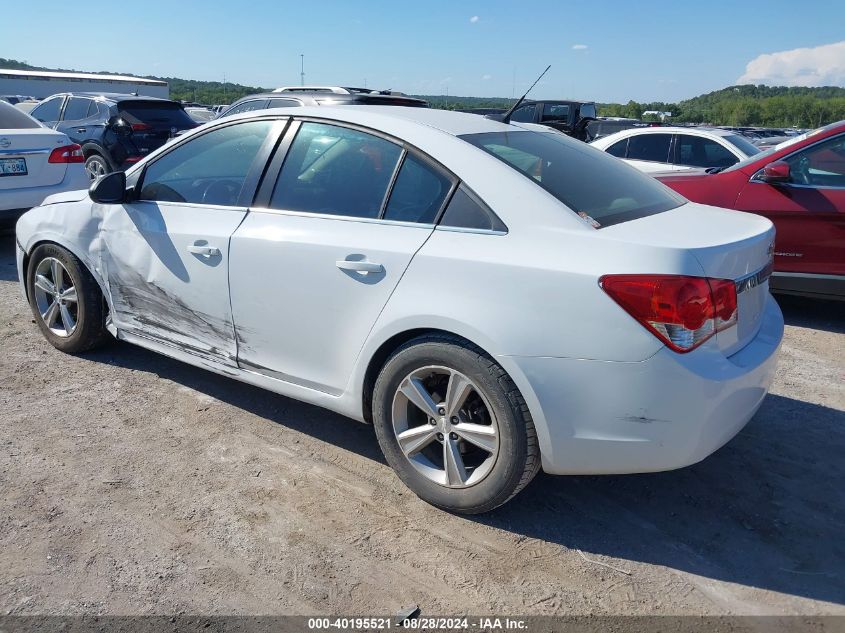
[42,92,174,103]
[243,105,519,137]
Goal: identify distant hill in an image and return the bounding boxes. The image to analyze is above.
[4,57,844,126]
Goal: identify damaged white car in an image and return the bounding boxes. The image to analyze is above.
[16,107,783,513]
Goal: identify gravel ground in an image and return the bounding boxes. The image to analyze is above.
[1,232,843,616]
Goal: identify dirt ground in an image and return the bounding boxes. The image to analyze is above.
[1,232,843,617]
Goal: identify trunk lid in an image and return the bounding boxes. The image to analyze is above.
[0,128,69,190]
[601,202,775,356]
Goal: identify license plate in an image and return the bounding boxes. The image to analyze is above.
[0,157,27,177]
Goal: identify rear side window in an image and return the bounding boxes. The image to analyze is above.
[605,138,628,158]
[270,122,402,218]
[62,97,94,122]
[383,154,453,224]
[627,134,672,163]
[440,187,506,232]
[139,120,272,206]
[676,135,738,168]
[119,101,195,129]
[459,130,684,227]
[0,102,41,129]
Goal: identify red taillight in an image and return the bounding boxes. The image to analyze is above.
[600,274,738,353]
[48,144,84,164]
[131,123,152,131]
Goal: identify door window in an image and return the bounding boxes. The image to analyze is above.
[222,100,268,117]
[676,135,738,168]
[785,134,845,187]
[266,98,301,109]
[605,138,628,158]
[541,103,569,122]
[626,134,672,163]
[509,103,536,123]
[62,97,94,122]
[383,154,453,223]
[139,121,272,206]
[30,96,63,124]
[269,122,402,218]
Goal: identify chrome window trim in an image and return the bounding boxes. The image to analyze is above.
[245,204,436,229]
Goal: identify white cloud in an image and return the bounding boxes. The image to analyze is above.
[482,74,492,80]
[469,15,479,23]
[738,41,845,86]
[572,44,588,50]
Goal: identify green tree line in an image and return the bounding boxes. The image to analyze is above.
[3,58,844,126]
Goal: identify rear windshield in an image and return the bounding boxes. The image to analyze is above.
[0,101,41,129]
[460,130,684,227]
[118,101,195,129]
[723,134,761,157]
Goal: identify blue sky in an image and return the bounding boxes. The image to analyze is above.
[6,0,845,102]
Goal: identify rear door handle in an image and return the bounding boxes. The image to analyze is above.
[76,128,86,134]
[335,260,384,273]
[187,243,220,257]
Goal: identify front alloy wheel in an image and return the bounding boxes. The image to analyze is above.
[84,154,108,180]
[33,257,78,337]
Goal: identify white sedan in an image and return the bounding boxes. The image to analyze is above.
[591,126,762,173]
[15,107,783,513]
[0,101,88,228]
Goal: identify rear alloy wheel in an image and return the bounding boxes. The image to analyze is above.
[27,244,110,353]
[84,154,109,180]
[373,334,540,514]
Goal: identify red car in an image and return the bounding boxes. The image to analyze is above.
[656,122,845,300]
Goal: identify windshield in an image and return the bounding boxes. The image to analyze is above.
[459,130,684,227]
[721,127,827,173]
[723,134,761,157]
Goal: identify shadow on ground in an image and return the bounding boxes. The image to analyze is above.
[82,336,845,607]
[3,235,843,606]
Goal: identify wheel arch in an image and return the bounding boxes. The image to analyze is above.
[22,237,113,318]
[80,143,116,170]
[357,325,552,468]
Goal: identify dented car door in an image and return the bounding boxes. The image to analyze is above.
[100,120,277,364]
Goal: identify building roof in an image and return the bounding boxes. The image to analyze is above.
[0,68,167,87]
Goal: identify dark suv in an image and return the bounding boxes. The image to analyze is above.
[30,93,197,179]
[217,86,428,119]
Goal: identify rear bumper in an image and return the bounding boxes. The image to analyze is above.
[770,272,845,301]
[510,294,784,475]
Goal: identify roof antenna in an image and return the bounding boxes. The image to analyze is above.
[501,64,550,124]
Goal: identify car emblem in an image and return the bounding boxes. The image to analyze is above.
[0,137,11,149]
[767,241,775,257]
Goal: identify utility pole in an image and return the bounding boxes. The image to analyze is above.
[223,73,226,103]
[445,85,449,109]
[300,54,305,86]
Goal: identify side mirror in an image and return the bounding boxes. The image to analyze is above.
[89,171,127,204]
[759,160,791,183]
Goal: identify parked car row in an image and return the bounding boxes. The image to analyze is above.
[0,101,88,228]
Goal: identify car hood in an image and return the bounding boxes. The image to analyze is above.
[40,188,90,206]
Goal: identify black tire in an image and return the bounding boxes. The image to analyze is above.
[26,243,110,354]
[84,153,110,180]
[372,334,541,514]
